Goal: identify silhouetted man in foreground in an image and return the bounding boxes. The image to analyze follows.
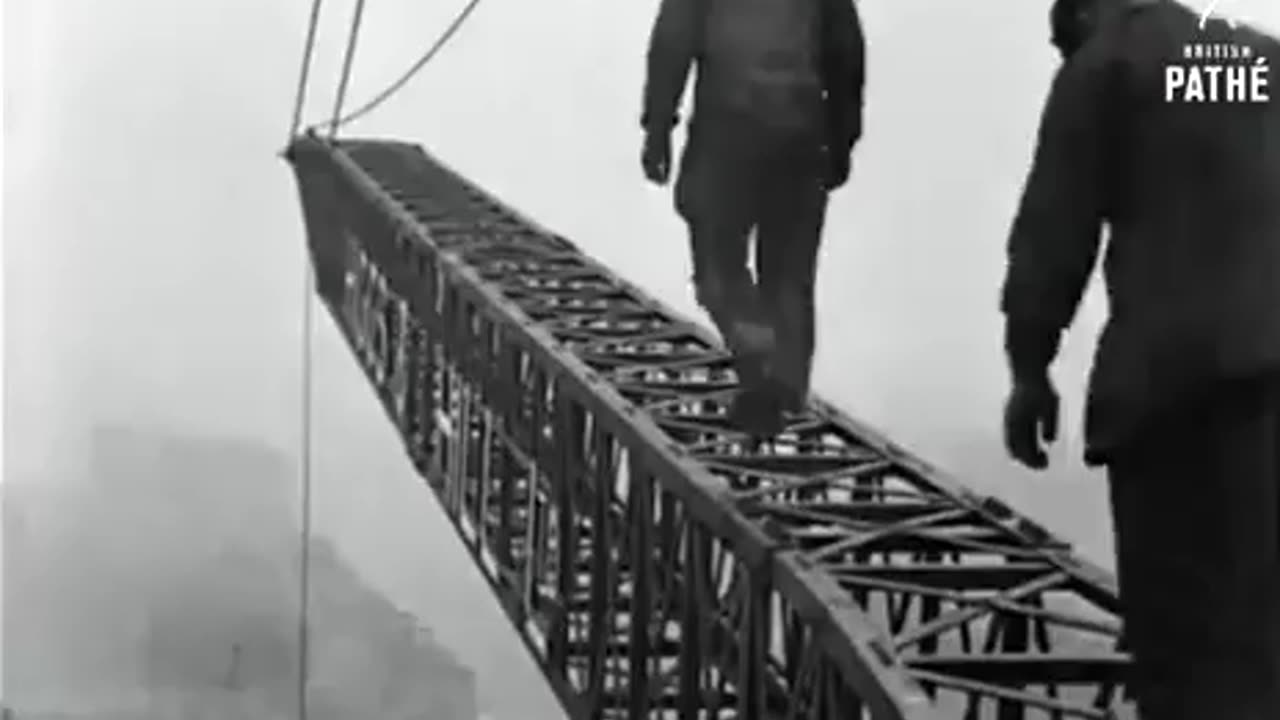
[640,0,866,435]
[1001,1,1280,717]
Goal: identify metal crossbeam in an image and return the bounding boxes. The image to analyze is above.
[285,136,1133,719]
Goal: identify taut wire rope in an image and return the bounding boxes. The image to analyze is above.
[327,0,369,136]
[310,0,484,134]
[287,0,326,142]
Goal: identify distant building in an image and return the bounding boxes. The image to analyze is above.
[8,425,477,719]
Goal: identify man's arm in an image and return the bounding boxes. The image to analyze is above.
[641,0,701,133]
[1001,39,1117,381]
[823,0,867,152]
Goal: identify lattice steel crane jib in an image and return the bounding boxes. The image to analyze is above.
[284,134,1133,720]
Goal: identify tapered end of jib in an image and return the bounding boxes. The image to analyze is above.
[280,128,326,164]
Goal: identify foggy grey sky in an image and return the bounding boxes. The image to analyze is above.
[10,0,1278,715]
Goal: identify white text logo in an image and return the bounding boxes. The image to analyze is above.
[1165,2,1270,103]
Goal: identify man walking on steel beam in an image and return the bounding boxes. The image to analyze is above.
[1000,0,1280,718]
[639,0,866,436]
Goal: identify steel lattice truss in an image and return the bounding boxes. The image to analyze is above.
[286,136,1133,720]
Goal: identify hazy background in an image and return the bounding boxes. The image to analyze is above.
[6,0,1278,717]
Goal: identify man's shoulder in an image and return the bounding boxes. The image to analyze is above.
[1067,0,1200,86]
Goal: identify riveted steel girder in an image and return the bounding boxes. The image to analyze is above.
[284,135,1133,720]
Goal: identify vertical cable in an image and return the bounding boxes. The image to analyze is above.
[329,0,369,137]
[296,273,315,720]
[296,267,315,720]
[284,4,326,719]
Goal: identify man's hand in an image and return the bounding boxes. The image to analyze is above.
[825,149,852,191]
[1003,375,1059,469]
[641,130,672,185]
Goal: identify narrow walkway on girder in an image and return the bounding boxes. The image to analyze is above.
[286,135,1131,719]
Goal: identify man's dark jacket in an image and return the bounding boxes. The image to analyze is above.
[640,0,866,157]
[1002,0,1280,464]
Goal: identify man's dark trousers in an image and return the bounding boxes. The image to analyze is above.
[674,116,829,406]
[1105,373,1280,720]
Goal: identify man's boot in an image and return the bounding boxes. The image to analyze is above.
[725,318,787,437]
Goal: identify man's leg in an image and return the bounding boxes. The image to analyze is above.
[1105,374,1280,720]
[676,128,778,431]
[687,220,772,375]
[687,220,790,436]
[755,148,829,413]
